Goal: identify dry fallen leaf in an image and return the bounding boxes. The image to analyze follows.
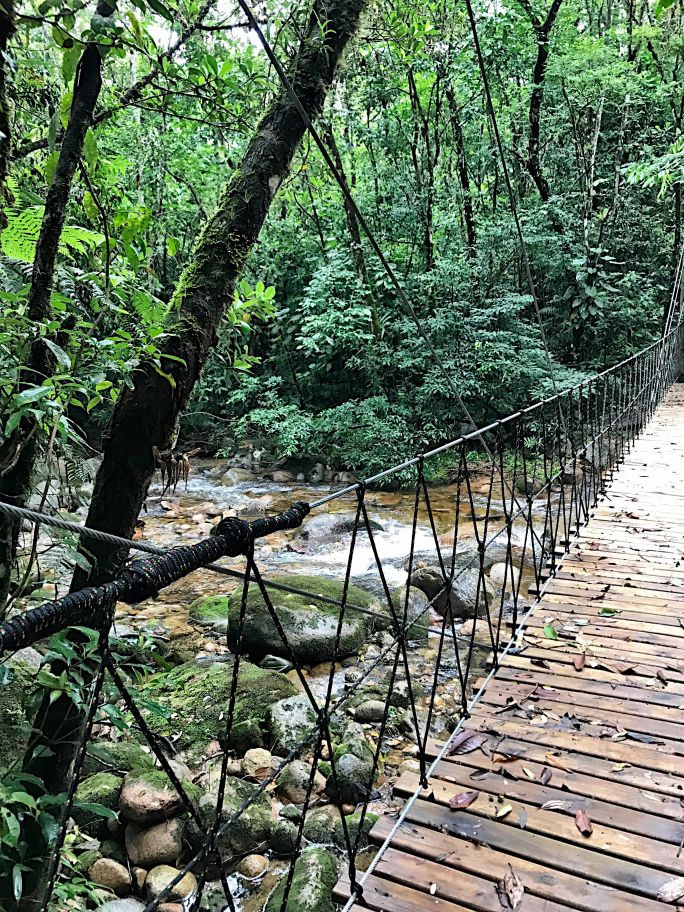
[575,809,593,837]
[522,767,535,780]
[539,766,552,786]
[496,803,513,819]
[657,669,669,685]
[545,753,572,772]
[448,729,488,756]
[496,864,524,909]
[518,808,528,830]
[573,653,586,671]
[448,790,480,810]
[657,876,684,903]
[612,762,631,771]
[541,800,574,811]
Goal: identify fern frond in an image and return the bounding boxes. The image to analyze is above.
[1,206,104,264]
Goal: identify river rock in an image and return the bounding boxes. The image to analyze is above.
[265,846,337,912]
[302,805,341,844]
[188,595,230,633]
[73,772,123,837]
[489,562,520,592]
[187,776,273,862]
[138,660,297,760]
[146,865,197,902]
[327,753,373,805]
[276,760,326,804]
[333,811,378,849]
[118,770,188,825]
[239,854,268,878]
[272,470,296,482]
[268,693,316,752]
[83,741,155,776]
[99,901,145,912]
[224,575,388,664]
[241,747,274,779]
[89,858,132,896]
[223,468,254,484]
[389,585,430,641]
[296,513,384,543]
[126,818,183,867]
[354,700,385,723]
[410,563,496,618]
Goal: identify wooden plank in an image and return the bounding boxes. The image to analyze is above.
[394,772,684,873]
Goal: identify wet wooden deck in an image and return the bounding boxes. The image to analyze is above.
[335,384,684,911]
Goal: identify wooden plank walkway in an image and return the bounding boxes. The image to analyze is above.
[335,384,684,911]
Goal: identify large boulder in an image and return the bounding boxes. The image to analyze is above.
[410,563,497,618]
[276,760,326,804]
[224,575,388,664]
[139,660,297,760]
[265,847,338,912]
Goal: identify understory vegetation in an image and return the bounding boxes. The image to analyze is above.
[0,0,682,905]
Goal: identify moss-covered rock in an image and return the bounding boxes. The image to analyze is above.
[72,772,123,837]
[188,595,231,632]
[0,659,39,772]
[73,848,103,875]
[187,776,273,861]
[139,660,297,760]
[333,811,378,850]
[302,806,340,845]
[225,575,387,664]
[265,846,337,912]
[268,693,316,753]
[83,741,155,776]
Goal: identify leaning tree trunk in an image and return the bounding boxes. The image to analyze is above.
[0,44,102,615]
[73,0,368,588]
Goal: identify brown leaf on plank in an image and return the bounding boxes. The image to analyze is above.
[657,876,684,902]
[447,729,488,756]
[657,669,669,685]
[541,800,574,811]
[539,766,552,786]
[575,809,593,837]
[469,769,490,781]
[448,790,480,810]
[573,653,586,671]
[545,752,572,772]
[496,864,524,910]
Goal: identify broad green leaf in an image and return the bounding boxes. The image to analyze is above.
[543,624,558,640]
[83,127,98,168]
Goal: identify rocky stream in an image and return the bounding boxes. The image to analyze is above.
[3,460,545,912]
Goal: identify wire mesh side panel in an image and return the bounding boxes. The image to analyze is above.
[0,327,682,912]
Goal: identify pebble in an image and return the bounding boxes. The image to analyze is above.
[146,865,197,902]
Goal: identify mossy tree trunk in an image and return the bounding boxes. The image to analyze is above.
[74,0,368,589]
[0,0,15,230]
[0,44,102,616]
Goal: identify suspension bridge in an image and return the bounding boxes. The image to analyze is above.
[1,323,684,911]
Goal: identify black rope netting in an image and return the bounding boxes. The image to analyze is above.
[0,327,682,912]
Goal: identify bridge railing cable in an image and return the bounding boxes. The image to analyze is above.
[0,325,683,911]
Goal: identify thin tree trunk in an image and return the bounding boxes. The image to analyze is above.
[324,125,381,337]
[445,84,476,258]
[517,0,564,201]
[0,0,14,229]
[0,44,102,616]
[74,0,367,591]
